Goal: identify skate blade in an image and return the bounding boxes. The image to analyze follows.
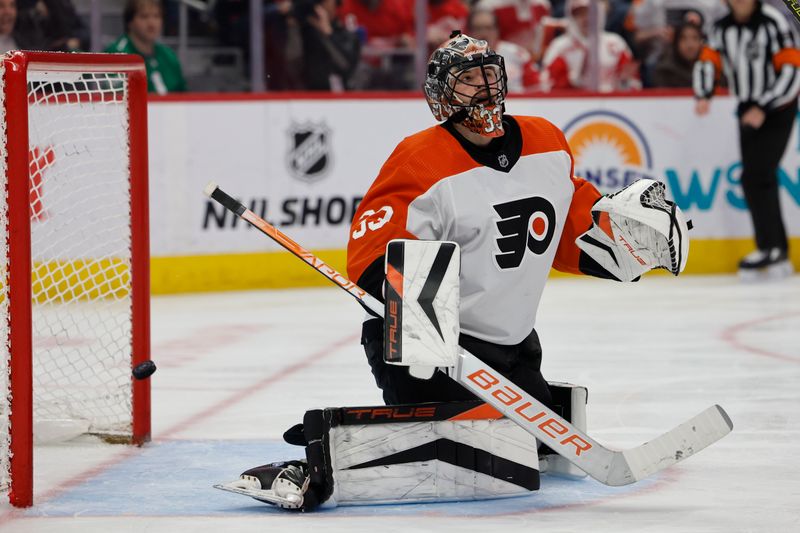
[214,482,272,502]
[738,260,794,282]
[214,482,300,507]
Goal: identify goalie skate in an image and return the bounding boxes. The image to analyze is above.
[214,461,310,510]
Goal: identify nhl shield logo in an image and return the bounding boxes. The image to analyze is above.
[287,122,332,183]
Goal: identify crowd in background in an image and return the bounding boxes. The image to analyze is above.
[0,0,87,54]
[248,0,721,92]
[0,0,794,94]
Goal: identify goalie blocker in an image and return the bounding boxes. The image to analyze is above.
[215,383,588,510]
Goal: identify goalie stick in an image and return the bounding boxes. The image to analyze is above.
[204,182,733,487]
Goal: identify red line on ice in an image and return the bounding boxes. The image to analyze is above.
[719,311,800,364]
[157,333,358,439]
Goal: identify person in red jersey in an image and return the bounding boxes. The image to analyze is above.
[541,0,640,92]
[475,0,551,59]
[339,0,413,46]
[468,7,541,92]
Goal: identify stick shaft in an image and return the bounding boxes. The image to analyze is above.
[209,185,383,316]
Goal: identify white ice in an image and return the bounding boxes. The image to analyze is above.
[1,275,799,532]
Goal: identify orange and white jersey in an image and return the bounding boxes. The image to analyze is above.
[541,31,640,92]
[347,116,601,345]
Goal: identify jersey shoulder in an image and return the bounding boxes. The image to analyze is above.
[155,42,181,65]
[378,124,482,187]
[542,34,574,62]
[105,35,132,54]
[603,31,631,50]
[512,115,571,158]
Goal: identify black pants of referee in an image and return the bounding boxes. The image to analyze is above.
[738,101,797,252]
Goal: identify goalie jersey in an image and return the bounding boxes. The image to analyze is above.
[347,115,603,346]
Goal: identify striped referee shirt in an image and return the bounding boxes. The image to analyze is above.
[693,2,800,113]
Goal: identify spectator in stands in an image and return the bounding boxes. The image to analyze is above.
[541,0,640,92]
[468,8,541,92]
[27,0,87,51]
[105,0,187,94]
[474,0,550,61]
[606,0,636,47]
[293,0,360,91]
[632,0,723,36]
[652,18,702,88]
[427,0,469,49]
[0,0,18,52]
[0,0,44,53]
[339,0,413,47]
[339,0,415,89]
[262,1,305,91]
[628,0,725,86]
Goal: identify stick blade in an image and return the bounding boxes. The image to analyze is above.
[608,404,732,485]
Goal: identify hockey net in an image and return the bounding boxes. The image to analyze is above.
[0,52,150,507]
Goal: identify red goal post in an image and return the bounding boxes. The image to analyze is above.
[0,51,151,508]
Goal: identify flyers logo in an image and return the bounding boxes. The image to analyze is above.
[493,197,556,269]
[351,206,393,240]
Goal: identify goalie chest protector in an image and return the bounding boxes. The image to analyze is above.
[348,115,590,345]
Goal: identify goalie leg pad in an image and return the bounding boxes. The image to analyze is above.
[538,382,589,479]
[291,401,540,508]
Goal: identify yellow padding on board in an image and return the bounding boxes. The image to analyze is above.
[549,237,800,277]
[0,259,130,303]
[2,239,798,299]
[150,239,800,294]
[150,249,349,294]
[32,258,131,302]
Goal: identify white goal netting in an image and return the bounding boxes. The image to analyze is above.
[1,67,136,495]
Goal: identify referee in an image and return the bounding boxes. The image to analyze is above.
[693,0,799,279]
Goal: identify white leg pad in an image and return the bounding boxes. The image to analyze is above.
[328,417,539,506]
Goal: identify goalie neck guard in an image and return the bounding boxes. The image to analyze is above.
[423,31,508,138]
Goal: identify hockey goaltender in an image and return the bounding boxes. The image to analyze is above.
[215,31,697,511]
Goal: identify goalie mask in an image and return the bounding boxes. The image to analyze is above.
[423,31,508,137]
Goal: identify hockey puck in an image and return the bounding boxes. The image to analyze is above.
[132,360,157,380]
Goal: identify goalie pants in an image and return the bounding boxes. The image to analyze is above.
[361,318,553,408]
[738,100,797,252]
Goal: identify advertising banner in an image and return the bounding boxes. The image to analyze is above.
[509,96,800,239]
[149,95,800,253]
[148,98,431,256]
[146,94,800,290]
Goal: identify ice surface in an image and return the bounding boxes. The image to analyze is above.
[1,275,798,532]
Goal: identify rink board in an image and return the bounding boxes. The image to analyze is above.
[148,237,800,293]
[138,92,800,292]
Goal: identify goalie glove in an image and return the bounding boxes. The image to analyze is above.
[576,179,690,282]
